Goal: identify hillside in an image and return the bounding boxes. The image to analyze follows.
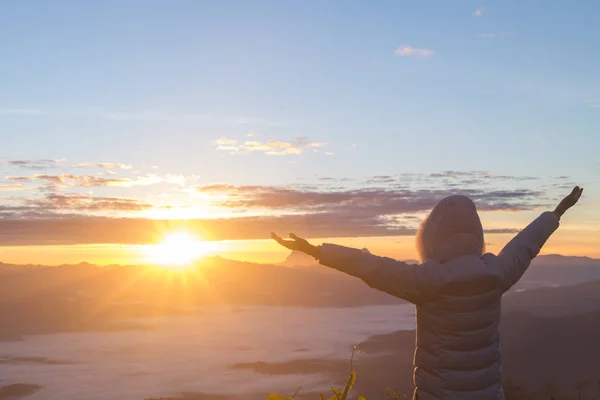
[2,253,600,338]
[2,254,600,398]
[231,310,600,399]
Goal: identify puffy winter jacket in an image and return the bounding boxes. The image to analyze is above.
[318,211,560,400]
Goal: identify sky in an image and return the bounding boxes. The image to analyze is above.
[1,0,599,265]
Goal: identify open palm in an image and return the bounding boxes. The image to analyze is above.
[555,186,584,216]
[271,232,319,258]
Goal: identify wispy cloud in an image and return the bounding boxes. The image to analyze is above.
[0,194,154,225]
[214,137,328,156]
[21,193,153,213]
[0,159,59,170]
[75,162,134,170]
[395,45,434,57]
[474,7,484,17]
[6,173,168,190]
[6,174,78,189]
[0,183,30,192]
[478,32,512,38]
[197,183,546,215]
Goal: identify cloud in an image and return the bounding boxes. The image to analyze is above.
[0,314,361,400]
[0,213,414,245]
[75,162,133,170]
[197,183,546,216]
[7,193,152,215]
[5,176,36,183]
[0,206,527,246]
[394,45,434,57]
[0,159,58,170]
[478,32,512,38]
[98,163,133,170]
[484,228,520,234]
[214,137,329,156]
[33,194,152,212]
[6,174,79,189]
[474,7,484,16]
[0,183,29,192]
[0,170,567,245]
[5,174,166,190]
[365,175,397,185]
[91,174,165,187]
[1,159,137,173]
[360,171,539,186]
[77,176,136,187]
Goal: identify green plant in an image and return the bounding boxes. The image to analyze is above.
[266,346,367,400]
[265,371,363,400]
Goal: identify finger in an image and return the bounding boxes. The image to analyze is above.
[289,233,306,243]
[271,232,287,245]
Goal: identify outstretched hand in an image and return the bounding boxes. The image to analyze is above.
[554,186,584,217]
[271,232,320,259]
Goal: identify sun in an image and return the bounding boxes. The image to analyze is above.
[146,232,212,268]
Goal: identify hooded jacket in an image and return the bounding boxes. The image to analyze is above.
[318,196,560,400]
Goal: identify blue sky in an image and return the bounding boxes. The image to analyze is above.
[0,1,599,260]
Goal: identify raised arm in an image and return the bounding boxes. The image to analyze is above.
[496,186,583,290]
[318,243,430,303]
[271,233,430,303]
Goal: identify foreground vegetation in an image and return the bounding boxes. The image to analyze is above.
[268,373,600,400]
[267,347,600,400]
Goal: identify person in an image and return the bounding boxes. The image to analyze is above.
[271,186,584,400]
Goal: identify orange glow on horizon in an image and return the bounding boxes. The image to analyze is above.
[0,231,598,267]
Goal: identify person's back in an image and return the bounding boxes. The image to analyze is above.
[413,254,506,400]
[271,186,583,400]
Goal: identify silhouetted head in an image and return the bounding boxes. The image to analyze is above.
[416,195,484,263]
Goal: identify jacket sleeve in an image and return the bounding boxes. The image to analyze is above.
[318,243,430,304]
[496,211,560,290]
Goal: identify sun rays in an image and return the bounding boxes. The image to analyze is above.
[145,232,215,268]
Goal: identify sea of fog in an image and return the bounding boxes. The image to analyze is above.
[0,304,416,400]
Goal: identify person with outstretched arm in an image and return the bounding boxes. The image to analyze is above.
[271,186,584,400]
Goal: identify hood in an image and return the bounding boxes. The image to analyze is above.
[416,195,484,263]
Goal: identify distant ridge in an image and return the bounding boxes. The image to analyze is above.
[1,253,598,270]
[279,251,319,267]
[535,254,599,265]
